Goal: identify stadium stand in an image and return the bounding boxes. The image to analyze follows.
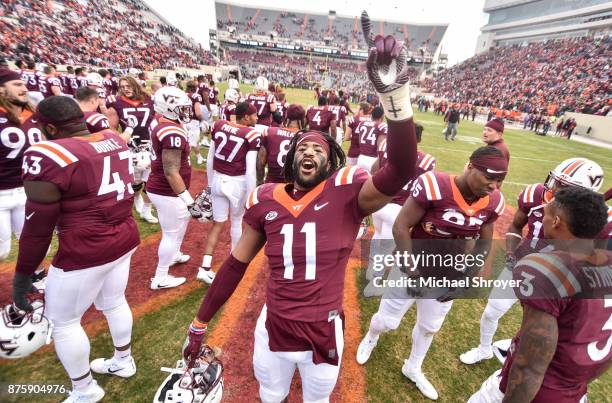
[422,35,611,116]
[0,0,217,69]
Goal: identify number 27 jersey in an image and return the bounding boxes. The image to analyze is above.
[243,166,369,322]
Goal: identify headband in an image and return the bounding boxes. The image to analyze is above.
[34,108,84,127]
[470,155,508,180]
[296,131,330,155]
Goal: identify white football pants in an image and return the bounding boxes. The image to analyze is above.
[148,192,190,277]
[211,172,247,249]
[185,120,201,147]
[356,155,377,174]
[253,306,343,403]
[367,203,401,279]
[0,187,26,260]
[46,248,136,379]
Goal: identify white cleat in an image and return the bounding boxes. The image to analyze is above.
[150,275,186,290]
[63,380,105,403]
[140,210,159,224]
[363,280,384,298]
[402,361,439,400]
[171,252,190,266]
[133,194,144,215]
[492,339,512,365]
[459,347,494,365]
[196,155,205,165]
[90,356,136,378]
[196,267,215,284]
[356,332,379,365]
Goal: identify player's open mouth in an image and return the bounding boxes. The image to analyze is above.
[300,159,316,175]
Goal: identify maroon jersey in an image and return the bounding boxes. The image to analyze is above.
[378,141,435,206]
[247,91,276,126]
[261,126,298,183]
[499,250,612,402]
[347,114,371,158]
[243,166,369,363]
[490,138,510,162]
[21,130,140,270]
[83,111,110,134]
[147,118,191,196]
[20,70,39,92]
[0,108,43,190]
[198,83,210,102]
[211,120,261,176]
[306,106,335,133]
[219,101,236,121]
[103,79,113,98]
[77,75,89,88]
[356,120,387,158]
[42,76,63,98]
[515,183,555,259]
[208,86,220,105]
[107,95,154,146]
[111,77,119,95]
[327,105,347,128]
[187,92,203,116]
[63,74,79,96]
[271,100,288,128]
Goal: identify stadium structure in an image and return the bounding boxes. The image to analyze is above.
[476,0,612,52]
[211,1,449,68]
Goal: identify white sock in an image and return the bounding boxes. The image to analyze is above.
[201,254,213,269]
[142,203,152,216]
[406,325,434,372]
[72,374,94,392]
[479,314,498,352]
[114,347,131,362]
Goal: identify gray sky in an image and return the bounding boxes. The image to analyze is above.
[144,0,487,66]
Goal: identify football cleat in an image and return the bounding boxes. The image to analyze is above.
[62,380,105,403]
[196,268,215,285]
[151,275,186,290]
[401,361,439,400]
[90,356,136,378]
[459,347,493,365]
[492,339,512,365]
[171,253,191,266]
[356,331,379,365]
[0,300,52,360]
[140,209,159,224]
[133,193,144,215]
[154,345,223,403]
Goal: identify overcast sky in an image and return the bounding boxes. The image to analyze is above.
[144,0,488,66]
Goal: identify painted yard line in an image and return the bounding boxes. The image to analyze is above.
[340,256,367,403]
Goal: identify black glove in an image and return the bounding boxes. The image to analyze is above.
[12,273,34,312]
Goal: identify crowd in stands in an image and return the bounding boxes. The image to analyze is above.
[0,0,217,69]
[422,35,611,116]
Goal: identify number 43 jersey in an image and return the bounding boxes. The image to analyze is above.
[22,130,140,270]
[243,166,369,322]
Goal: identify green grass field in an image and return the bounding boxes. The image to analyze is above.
[0,84,610,402]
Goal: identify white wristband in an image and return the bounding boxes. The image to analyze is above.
[378,84,413,122]
[178,190,194,206]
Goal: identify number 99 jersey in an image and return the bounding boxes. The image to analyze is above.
[146,118,191,196]
[0,108,43,190]
[243,166,369,323]
[21,130,140,270]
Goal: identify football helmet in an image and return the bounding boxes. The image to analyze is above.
[0,300,52,360]
[545,158,604,192]
[255,76,269,92]
[131,143,152,171]
[224,89,239,103]
[86,72,104,88]
[154,87,193,124]
[166,75,178,87]
[193,188,213,222]
[153,345,223,403]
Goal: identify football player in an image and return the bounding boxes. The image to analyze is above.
[306,96,337,139]
[207,80,220,121]
[246,76,281,131]
[363,123,435,297]
[184,20,418,403]
[468,186,611,402]
[60,66,78,98]
[75,67,89,88]
[271,91,288,128]
[219,88,239,123]
[0,69,43,261]
[197,102,261,284]
[184,81,205,165]
[482,118,510,162]
[75,87,113,135]
[256,104,305,184]
[357,146,507,400]
[147,87,205,290]
[460,157,604,365]
[20,59,43,105]
[12,96,140,402]
[345,102,372,166]
[327,95,348,144]
[106,76,158,223]
[355,106,387,173]
[41,65,63,98]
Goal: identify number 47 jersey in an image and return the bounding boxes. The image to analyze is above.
[22,130,140,270]
[243,166,369,322]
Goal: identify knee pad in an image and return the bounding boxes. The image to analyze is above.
[101,296,129,316]
[416,302,452,334]
[303,375,335,403]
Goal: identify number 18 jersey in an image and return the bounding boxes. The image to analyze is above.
[243,166,369,322]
